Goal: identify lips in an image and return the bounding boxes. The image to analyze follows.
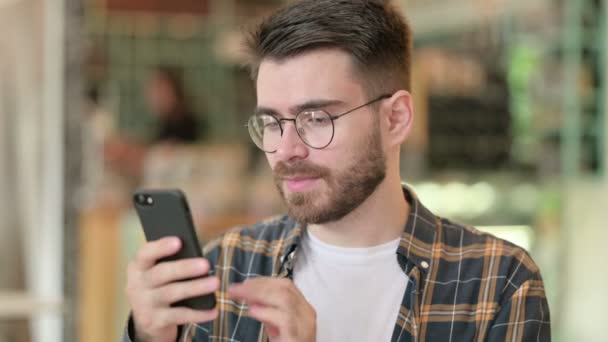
[273,160,329,193]
[283,176,319,192]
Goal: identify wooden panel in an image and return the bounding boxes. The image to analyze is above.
[78,207,121,342]
[196,214,259,242]
[103,0,209,14]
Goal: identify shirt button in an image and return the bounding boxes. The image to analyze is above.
[421,261,429,269]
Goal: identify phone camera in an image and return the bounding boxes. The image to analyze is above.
[136,194,147,205]
[135,193,155,206]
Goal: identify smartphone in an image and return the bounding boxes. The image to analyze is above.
[133,189,216,310]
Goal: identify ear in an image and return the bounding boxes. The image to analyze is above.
[383,90,413,147]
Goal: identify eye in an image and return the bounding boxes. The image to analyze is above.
[313,116,330,124]
[260,116,281,131]
[264,121,280,130]
[302,111,331,126]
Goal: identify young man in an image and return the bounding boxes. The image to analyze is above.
[124,1,551,341]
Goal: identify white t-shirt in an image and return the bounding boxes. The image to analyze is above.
[293,230,408,342]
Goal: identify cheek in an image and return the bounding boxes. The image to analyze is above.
[333,113,375,142]
[326,132,365,159]
[266,154,278,169]
[315,153,345,176]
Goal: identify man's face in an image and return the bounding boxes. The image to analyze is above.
[256,49,387,224]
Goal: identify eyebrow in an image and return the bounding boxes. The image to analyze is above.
[254,99,346,117]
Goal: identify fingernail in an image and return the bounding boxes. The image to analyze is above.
[210,277,220,289]
[199,260,208,271]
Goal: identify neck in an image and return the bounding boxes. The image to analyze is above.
[307,174,409,248]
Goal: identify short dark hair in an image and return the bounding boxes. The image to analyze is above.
[245,0,412,96]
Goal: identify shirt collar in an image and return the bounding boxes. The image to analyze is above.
[279,184,438,274]
[396,184,437,273]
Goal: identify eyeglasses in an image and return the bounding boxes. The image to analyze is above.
[247,94,391,153]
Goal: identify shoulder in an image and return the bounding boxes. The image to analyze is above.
[201,215,297,280]
[437,218,543,301]
[202,214,296,254]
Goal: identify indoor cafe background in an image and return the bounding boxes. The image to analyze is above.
[1,0,607,341]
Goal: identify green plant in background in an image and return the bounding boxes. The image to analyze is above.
[508,40,542,166]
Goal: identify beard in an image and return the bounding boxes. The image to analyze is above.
[272,122,386,224]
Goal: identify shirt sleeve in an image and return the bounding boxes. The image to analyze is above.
[485,279,551,341]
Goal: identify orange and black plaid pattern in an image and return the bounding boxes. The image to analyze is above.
[125,186,550,342]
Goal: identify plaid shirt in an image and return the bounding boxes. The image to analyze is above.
[126,186,550,341]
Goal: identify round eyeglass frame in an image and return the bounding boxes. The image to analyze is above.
[247,94,392,153]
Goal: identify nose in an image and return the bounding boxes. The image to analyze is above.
[275,121,309,161]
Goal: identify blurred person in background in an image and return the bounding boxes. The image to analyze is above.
[105,65,207,179]
[123,1,550,341]
[146,65,204,143]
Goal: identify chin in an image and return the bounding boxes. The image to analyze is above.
[285,189,315,205]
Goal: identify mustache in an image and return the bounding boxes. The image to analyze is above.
[273,160,330,179]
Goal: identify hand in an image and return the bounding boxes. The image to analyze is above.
[125,236,220,342]
[228,278,316,342]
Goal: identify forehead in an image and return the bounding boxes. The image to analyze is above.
[256,49,366,108]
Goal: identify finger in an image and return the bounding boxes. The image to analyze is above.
[145,258,211,287]
[134,237,181,271]
[228,278,272,304]
[156,306,219,327]
[229,277,295,308]
[247,304,284,338]
[153,276,220,305]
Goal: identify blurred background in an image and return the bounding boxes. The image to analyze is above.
[0,0,606,341]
